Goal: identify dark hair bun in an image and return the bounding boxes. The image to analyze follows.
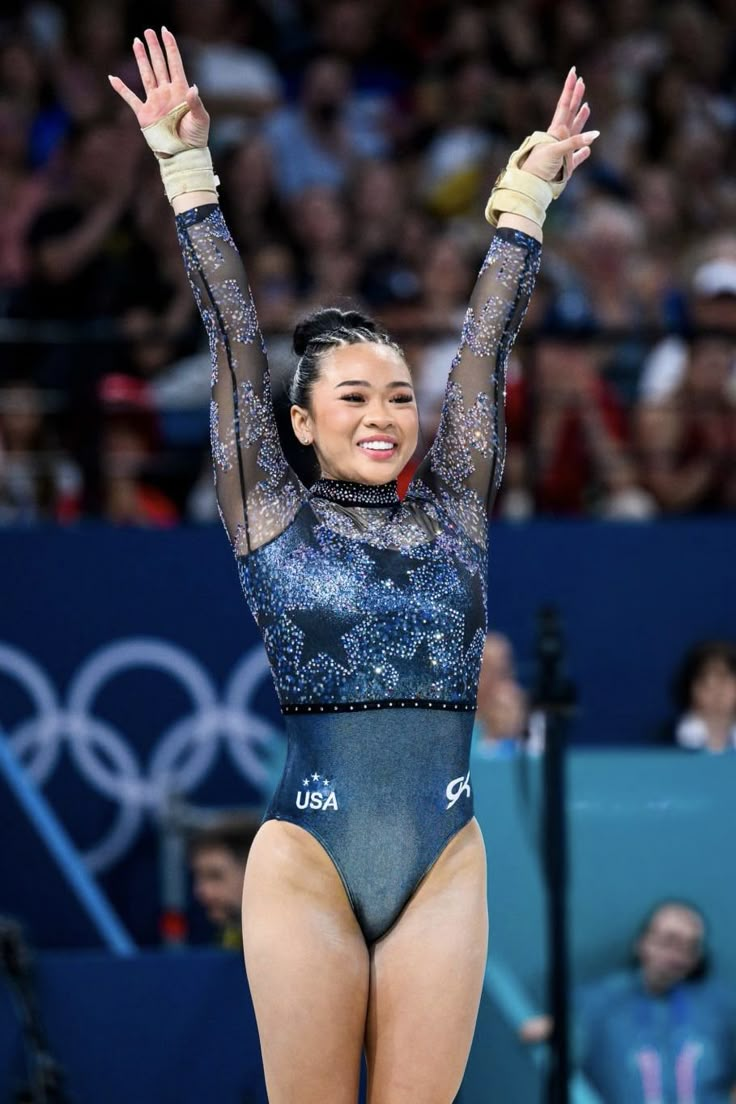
[292,307,381,356]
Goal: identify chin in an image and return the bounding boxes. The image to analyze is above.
[352,454,406,483]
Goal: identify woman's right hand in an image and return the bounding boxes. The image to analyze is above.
[108,27,209,149]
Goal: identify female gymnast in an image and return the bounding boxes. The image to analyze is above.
[111,29,598,1103]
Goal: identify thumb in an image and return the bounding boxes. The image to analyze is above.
[185,85,208,120]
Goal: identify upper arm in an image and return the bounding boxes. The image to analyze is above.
[409,228,541,544]
[176,205,306,554]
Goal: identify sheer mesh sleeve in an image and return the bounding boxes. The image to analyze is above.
[409,227,541,546]
[176,205,307,555]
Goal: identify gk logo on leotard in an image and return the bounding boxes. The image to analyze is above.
[446,771,471,810]
[296,773,338,811]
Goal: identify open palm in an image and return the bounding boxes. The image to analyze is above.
[108,27,209,149]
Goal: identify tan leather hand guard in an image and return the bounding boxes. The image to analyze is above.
[141,103,219,204]
[485,131,569,229]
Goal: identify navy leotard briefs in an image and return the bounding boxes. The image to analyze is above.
[176,204,541,943]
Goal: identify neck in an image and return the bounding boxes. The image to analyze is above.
[310,475,400,508]
[641,970,676,997]
[703,715,734,749]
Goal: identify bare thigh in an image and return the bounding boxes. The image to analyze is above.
[364,819,488,1104]
[242,820,369,1104]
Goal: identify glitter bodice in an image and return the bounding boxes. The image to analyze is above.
[176,205,541,710]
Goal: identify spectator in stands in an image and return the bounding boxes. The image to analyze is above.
[503,319,630,515]
[188,812,260,950]
[4,2,736,522]
[22,117,144,325]
[0,100,49,295]
[0,377,81,523]
[639,255,736,405]
[473,633,529,757]
[634,337,735,514]
[663,640,736,753]
[521,900,736,1104]
[174,0,282,149]
[264,54,389,199]
[98,374,178,527]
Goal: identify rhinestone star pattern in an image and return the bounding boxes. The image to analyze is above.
[176,207,540,711]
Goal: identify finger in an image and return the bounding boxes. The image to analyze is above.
[571,101,590,136]
[162,26,187,86]
[556,129,599,155]
[571,146,591,172]
[144,27,170,86]
[108,74,144,114]
[133,36,156,93]
[549,66,577,132]
[569,76,585,119]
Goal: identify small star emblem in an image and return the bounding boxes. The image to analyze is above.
[311,772,320,781]
[302,778,309,787]
[322,779,330,787]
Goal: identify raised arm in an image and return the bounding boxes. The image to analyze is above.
[110,28,305,555]
[410,68,598,546]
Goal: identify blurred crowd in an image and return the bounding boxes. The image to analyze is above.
[1,0,735,523]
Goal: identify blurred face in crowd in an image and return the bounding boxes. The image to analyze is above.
[226,136,274,210]
[72,122,130,195]
[0,384,43,450]
[291,343,418,485]
[190,845,247,927]
[292,187,347,252]
[637,905,704,994]
[302,57,350,125]
[421,238,471,306]
[693,294,736,335]
[691,657,736,720]
[686,338,732,401]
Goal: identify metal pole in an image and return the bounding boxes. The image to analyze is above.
[533,606,576,1104]
[0,736,135,956]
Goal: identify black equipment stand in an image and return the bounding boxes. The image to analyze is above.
[533,606,577,1104]
[0,917,70,1104]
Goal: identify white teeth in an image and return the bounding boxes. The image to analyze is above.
[359,441,395,451]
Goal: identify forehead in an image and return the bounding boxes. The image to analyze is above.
[698,657,736,679]
[317,341,410,384]
[191,845,235,868]
[649,906,703,941]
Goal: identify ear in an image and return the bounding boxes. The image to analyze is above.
[290,404,313,446]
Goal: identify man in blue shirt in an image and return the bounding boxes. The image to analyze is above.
[522,902,736,1103]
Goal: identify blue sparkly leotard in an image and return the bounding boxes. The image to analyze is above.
[176,204,541,943]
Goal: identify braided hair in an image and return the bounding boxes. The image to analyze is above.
[289,307,406,408]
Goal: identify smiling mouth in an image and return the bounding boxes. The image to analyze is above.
[357,441,398,460]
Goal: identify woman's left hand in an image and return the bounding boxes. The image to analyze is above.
[522,68,599,182]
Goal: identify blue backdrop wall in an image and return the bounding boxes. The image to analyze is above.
[1,519,734,946]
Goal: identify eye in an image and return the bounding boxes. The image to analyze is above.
[391,393,414,404]
[340,393,366,402]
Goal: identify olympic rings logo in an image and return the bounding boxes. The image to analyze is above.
[0,639,283,873]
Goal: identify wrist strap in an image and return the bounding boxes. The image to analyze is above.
[485,131,568,228]
[141,102,219,204]
[158,147,219,203]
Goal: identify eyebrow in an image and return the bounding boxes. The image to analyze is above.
[335,379,414,389]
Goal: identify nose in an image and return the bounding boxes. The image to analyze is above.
[364,401,396,428]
